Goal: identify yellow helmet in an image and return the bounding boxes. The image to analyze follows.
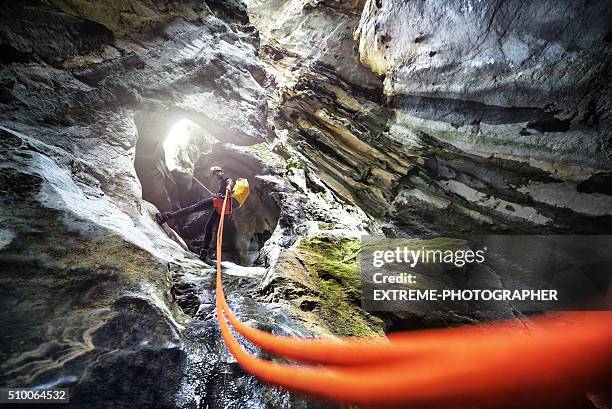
[210,166,223,173]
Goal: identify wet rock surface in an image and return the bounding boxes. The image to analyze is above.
[0,126,329,408]
[245,0,612,328]
[168,261,332,409]
[0,1,330,407]
[0,126,187,407]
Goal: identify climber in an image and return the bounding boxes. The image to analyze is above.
[155,166,237,260]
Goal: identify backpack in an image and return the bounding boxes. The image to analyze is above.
[232,178,250,207]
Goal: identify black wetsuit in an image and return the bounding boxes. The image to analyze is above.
[166,174,236,250]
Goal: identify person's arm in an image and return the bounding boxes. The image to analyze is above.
[225,178,233,192]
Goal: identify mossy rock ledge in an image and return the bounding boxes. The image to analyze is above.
[273,234,384,337]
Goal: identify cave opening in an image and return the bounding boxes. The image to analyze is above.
[133,113,280,266]
[163,118,213,173]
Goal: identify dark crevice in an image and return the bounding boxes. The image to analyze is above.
[577,172,612,196]
[526,117,571,133]
[391,94,572,129]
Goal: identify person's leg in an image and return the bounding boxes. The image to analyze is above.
[156,197,213,224]
[202,211,220,249]
[200,211,220,260]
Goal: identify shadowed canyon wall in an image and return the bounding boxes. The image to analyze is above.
[247,0,612,236]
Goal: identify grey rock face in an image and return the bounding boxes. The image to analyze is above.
[1,3,267,147]
[0,2,324,408]
[246,0,612,334]
[247,0,612,232]
[355,0,612,174]
[0,126,187,408]
[0,3,114,63]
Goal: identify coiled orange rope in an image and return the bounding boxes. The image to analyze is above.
[214,192,612,408]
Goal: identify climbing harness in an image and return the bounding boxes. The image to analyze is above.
[214,192,612,408]
[213,194,233,215]
[192,175,249,211]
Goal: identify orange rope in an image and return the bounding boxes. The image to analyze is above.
[214,192,612,408]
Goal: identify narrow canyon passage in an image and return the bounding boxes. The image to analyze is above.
[0,1,611,408]
[134,114,281,264]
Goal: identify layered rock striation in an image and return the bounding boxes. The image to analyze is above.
[247,0,612,234]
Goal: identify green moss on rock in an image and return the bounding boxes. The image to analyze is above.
[286,157,305,175]
[295,236,383,337]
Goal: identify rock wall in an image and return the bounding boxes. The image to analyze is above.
[247,0,612,236]
[0,1,335,408]
[245,0,612,331]
[354,0,612,175]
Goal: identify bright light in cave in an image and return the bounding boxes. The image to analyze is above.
[163,118,193,171]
